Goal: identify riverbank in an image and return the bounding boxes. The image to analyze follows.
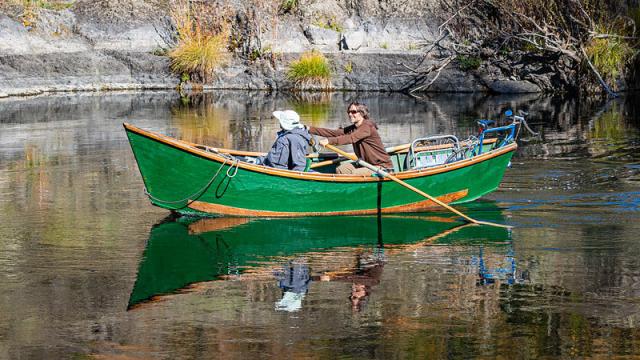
[0,16,518,97]
[0,0,637,98]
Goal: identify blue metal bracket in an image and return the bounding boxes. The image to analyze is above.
[476,123,517,155]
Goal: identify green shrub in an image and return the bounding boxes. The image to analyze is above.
[280,0,298,13]
[248,45,273,62]
[585,34,633,80]
[520,41,541,53]
[313,16,343,33]
[287,50,332,90]
[343,61,353,73]
[9,0,73,10]
[34,0,74,10]
[457,55,481,71]
[4,1,71,28]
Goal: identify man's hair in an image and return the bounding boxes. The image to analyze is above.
[348,101,369,120]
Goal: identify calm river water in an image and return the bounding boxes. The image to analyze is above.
[1,91,639,359]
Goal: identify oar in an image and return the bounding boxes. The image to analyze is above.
[323,144,511,229]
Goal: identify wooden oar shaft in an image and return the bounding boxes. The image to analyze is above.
[327,145,357,161]
[310,157,346,169]
[354,159,477,223]
[323,144,510,229]
[383,170,476,222]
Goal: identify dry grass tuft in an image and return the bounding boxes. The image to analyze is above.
[287,50,332,90]
[168,1,230,83]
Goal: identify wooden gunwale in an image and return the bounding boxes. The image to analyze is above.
[191,138,499,158]
[124,123,516,183]
[186,189,469,217]
[308,138,500,169]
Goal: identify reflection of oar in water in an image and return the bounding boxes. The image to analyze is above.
[323,144,511,229]
[318,222,476,279]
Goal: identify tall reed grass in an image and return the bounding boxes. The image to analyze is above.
[287,50,332,90]
[169,3,229,83]
[586,37,633,80]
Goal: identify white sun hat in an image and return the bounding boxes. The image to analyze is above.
[273,110,302,131]
[274,291,304,312]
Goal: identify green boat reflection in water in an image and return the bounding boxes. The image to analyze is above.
[128,205,520,309]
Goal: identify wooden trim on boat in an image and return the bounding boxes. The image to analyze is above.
[192,138,499,159]
[124,123,516,183]
[188,217,252,234]
[186,189,468,216]
[309,138,500,169]
[388,138,498,154]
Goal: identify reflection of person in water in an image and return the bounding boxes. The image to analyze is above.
[273,251,385,313]
[348,261,384,312]
[319,252,385,312]
[274,261,311,312]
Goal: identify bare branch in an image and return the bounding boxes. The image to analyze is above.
[590,33,638,40]
[573,0,593,29]
[438,1,476,35]
[579,46,618,97]
[409,55,456,95]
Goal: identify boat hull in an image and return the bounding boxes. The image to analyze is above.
[124,124,516,217]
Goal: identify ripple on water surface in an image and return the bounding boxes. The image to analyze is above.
[1,91,640,358]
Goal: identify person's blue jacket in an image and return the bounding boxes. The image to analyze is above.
[259,127,311,171]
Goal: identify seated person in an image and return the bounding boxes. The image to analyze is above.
[308,102,393,175]
[255,110,311,171]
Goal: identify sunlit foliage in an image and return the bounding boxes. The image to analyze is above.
[287,50,332,90]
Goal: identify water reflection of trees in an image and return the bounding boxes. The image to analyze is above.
[3,90,638,160]
[168,91,640,162]
[170,92,235,148]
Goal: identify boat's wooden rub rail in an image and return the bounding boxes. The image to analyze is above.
[186,189,469,216]
[123,123,516,183]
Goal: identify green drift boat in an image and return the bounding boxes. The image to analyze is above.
[129,210,512,308]
[124,117,520,217]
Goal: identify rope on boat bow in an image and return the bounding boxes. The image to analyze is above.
[143,154,240,209]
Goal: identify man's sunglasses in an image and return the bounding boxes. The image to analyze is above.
[347,110,359,114]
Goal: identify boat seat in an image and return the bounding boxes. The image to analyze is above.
[405,135,460,170]
[390,155,405,173]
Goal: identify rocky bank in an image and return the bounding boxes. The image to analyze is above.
[0,0,634,98]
